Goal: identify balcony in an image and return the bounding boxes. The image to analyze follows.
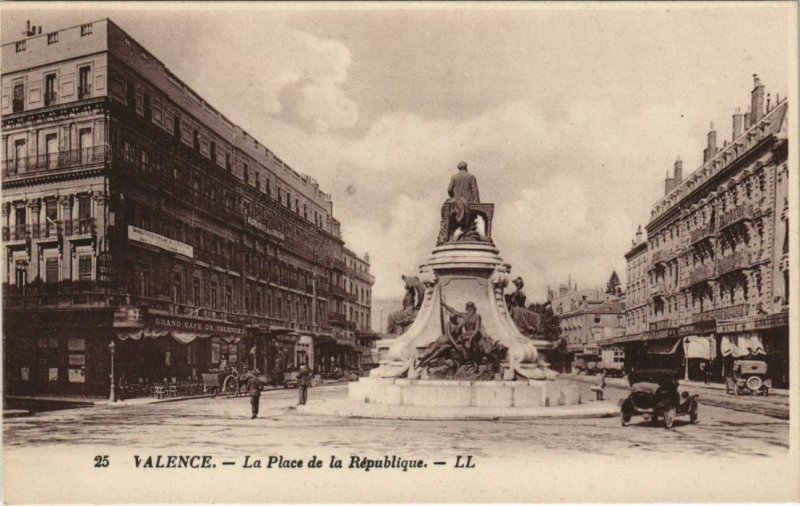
[331,258,347,272]
[329,285,348,299]
[2,145,108,179]
[649,318,677,331]
[78,84,92,100]
[650,280,665,297]
[690,224,716,244]
[690,304,749,324]
[12,99,24,113]
[64,218,97,237]
[651,249,665,264]
[3,282,171,312]
[717,250,752,276]
[2,224,30,242]
[31,221,62,240]
[328,312,347,326]
[719,203,755,231]
[44,91,58,107]
[686,263,715,286]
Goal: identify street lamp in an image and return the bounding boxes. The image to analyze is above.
[108,340,117,402]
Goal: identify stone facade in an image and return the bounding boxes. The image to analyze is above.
[1,19,372,396]
[602,76,789,387]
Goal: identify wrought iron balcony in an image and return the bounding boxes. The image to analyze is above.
[64,218,97,237]
[2,145,108,179]
[717,250,753,276]
[690,223,716,244]
[686,263,715,286]
[718,203,755,231]
[78,84,92,100]
[44,91,58,107]
[2,224,30,242]
[328,311,347,325]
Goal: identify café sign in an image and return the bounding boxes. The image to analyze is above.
[128,226,193,258]
[146,314,244,338]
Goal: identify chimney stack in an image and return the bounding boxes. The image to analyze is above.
[664,170,673,195]
[703,122,718,163]
[673,156,683,182]
[750,74,765,124]
[635,225,643,244]
[766,93,772,112]
[744,108,751,129]
[732,106,744,140]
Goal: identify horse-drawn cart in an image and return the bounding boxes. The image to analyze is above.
[202,368,265,397]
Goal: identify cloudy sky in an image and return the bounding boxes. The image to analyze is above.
[2,3,793,302]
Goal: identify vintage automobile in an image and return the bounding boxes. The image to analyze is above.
[725,360,771,396]
[620,369,699,429]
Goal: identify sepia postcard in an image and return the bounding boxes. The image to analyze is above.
[1,1,798,504]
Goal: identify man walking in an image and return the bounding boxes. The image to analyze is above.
[246,372,261,419]
[297,362,311,406]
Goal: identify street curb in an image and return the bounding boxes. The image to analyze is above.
[560,373,790,398]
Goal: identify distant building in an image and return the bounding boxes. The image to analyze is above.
[559,295,625,363]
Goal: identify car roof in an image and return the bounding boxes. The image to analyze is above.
[628,369,679,385]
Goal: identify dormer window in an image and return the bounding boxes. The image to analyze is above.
[47,32,58,45]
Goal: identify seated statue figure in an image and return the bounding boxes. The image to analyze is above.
[506,277,542,337]
[437,161,487,245]
[385,275,423,335]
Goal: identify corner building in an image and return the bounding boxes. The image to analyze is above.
[605,76,789,387]
[2,19,374,396]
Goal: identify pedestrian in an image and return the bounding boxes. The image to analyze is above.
[246,371,261,419]
[297,362,311,406]
[593,371,607,401]
[704,360,712,385]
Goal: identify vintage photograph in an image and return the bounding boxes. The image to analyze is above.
[1,2,798,503]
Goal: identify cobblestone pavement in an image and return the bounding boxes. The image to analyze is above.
[4,384,788,459]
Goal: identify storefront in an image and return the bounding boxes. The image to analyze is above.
[4,309,115,397]
[295,335,314,369]
[717,311,789,388]
[114,311,245,384]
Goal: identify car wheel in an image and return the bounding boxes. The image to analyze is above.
[689,401,698,424]
[620,409,631,427]
[746,376,763,392]
[663,407,676,429]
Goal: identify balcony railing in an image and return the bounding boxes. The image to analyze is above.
[686,263,715,286]
[64,218,97,236]
[2,224,30,242]
[329,285,348,299]
[690,224,716,244]
[649,318,677,331]
[328,312,347,325]
[31,221,62,240]
[717,250,752,276]
[44,91,58,107]
[690,304,749,323]
[719,203,755,231]
[2,145,108,178]
[3,282,171,312]
[78,84,92,100]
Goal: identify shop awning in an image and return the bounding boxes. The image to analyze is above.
[115,328,241,344]
[720,334,767,358]
[646,338,682,355]
[683,335,717,360]
[115,313,244,344]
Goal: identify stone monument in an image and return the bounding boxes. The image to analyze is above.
[349,162,579,410]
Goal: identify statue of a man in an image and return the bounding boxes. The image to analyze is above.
[448,161,480,203]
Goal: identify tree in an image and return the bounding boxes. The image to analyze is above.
[606,271,621,296]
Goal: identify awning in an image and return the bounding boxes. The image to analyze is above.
[683,335,716,360]
[646,338,682,355]
[115,328,240,344]
[720,334,767,358]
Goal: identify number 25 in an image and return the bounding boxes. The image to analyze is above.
[94,455,109,468]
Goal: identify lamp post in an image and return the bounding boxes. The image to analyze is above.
[108,340,117,402]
